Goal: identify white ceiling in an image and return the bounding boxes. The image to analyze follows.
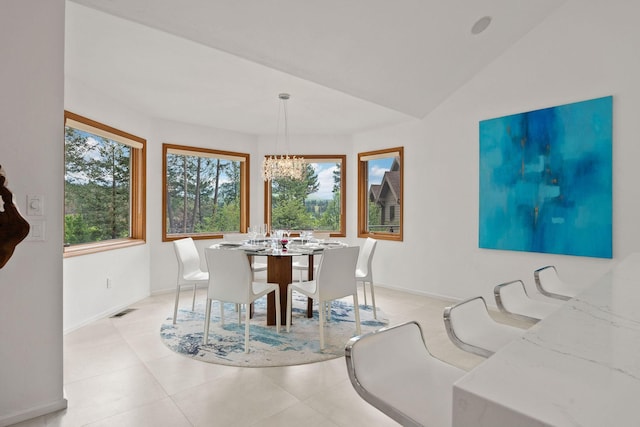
[65,0,564,136]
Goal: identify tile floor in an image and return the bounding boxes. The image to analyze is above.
[14,286,533,426]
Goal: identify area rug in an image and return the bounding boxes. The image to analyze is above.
[160,295,388,367]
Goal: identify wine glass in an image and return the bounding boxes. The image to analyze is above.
[247,225,257,245]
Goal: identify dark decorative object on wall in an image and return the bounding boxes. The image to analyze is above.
[479,96,613,258]
[0,165,30,268]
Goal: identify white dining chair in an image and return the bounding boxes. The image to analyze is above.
[222,233,267,275]
[494,279,561,322]
[355,237,378,318]
[203,247,280,353]
[291,255,320,282]
[286,245,360,349]
[291,232,331,281]
[172,237,209,324]
[345,321,466,427]
[443,296,525,357]
[534,265,582,300]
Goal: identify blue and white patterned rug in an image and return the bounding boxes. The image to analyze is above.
[160,295,388,367]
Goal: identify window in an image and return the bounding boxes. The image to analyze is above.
[358,147,403,241]
[64,111,146,256]
[264,155,346,236]
[163,144,249,241]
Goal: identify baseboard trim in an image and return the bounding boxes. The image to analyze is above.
[0,397,68,427]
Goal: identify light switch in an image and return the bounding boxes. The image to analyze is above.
[27,220,45,241]
[26,194,44,216]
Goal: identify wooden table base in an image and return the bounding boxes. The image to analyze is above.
[266,253,315,326]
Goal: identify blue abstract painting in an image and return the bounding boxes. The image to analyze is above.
[479,96,612,258]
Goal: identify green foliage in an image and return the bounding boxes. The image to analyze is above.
[165,152,241,235]
[272,198,315,230]
[271,161,342,232]
[64,214,101,245]
[271,164,319,230]
[367,201,383,231]
[318,196,340,230]
[210,200,241,232]
[64,127,131,244]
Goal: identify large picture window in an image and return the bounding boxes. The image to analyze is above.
[264,155,346,236]
[163,144,249,241]
[358,147,403,241]
[64,111,146,256]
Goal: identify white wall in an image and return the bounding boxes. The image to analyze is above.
[0,1,67,425]
[147,119,258,294]
[64,70,355,326]
[352,0,640,304]
[63,78,153,331]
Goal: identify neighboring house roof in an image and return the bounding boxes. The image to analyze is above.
[390,157,400,172]
[368,156,401,204]
[380,170,400,202]
[369,170,400,204]
[369,184,382,202]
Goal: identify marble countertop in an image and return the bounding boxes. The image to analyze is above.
[453,253,640,426]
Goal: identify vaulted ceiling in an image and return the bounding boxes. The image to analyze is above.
[66,0,564,135]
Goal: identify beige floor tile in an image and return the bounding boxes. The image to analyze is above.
[83,397,191,427]
[261,356,348,400]
[63,339,141,384]
[144,352,240,395]
[63,318,122,351]
[121,329,175,363]
[51,364,168,426]
[171,368,298,426]
[252,401,339,427]
[304,378,399,426]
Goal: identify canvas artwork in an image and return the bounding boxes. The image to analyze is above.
[479,96,612,258]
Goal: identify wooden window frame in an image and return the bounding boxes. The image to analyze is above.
[264,154,346,237]
[358,147,403,241]
[63,111,147,257]
[162,143,250,242]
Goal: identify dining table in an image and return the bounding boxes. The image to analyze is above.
[212,239,345,326]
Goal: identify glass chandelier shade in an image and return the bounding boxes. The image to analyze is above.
[261,93,306,181]
[262,154,305,181]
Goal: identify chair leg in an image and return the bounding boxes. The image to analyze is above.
[353,293,361,335]
[361,281,368,306]
[368,281,377,319]
[244,307,250,353]
[191,284,197,311]
[203,298,212,345]
[220,301,225,327]
[286,287,293,332]
[319,299,325,350]
[274,289,281,333]
[238,304,242,325]
[173,285,181,324]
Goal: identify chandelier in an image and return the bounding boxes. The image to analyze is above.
[261,93,306,181]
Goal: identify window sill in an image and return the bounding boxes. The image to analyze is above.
[63,238,146,258]
[358,231,403,242]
